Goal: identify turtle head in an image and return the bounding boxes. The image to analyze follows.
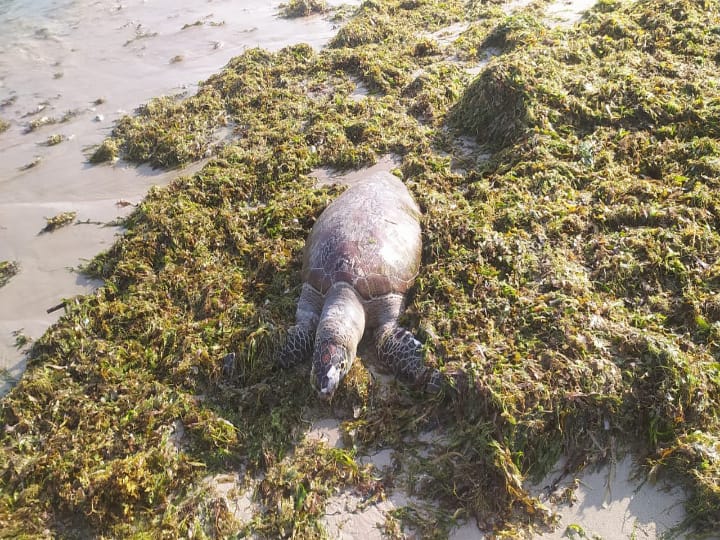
[311,339,354,400]
[310,283,365,399]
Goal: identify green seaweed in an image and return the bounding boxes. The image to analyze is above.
[89,138,119,163]
[41,211,77,233]
[0,118,9,134]
[18,157,42,171]
[279,0,329,18]
[0,261,19,288]
[26,115,57,132]
[245,440,380,537]
[110,92,226,168]
[481,12,547,52]
[44,134,65,146]
[1,0,720,537]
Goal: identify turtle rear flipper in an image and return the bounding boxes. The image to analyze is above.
[374,324,441,393]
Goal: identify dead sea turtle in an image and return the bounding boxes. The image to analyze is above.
[279,172,441,398]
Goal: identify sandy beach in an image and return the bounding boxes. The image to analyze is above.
[1,0,716,538]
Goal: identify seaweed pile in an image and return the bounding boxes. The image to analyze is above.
[279,0,330,18]
[1,0,719,537]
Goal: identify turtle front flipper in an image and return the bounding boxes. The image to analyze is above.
[277,284,323,368]
[278,323,315,367]
[374,324,441,392]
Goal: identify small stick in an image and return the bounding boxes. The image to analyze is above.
[46,302,66,314]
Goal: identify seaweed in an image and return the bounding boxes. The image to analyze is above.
[0,261,19,288]
[24,110,80,133]
[481,12,547,52]
[278,0,329,18]
[41,211,77,233]
[110,92,226,168]
[1,0,720,537]
[44,134,65,146]
[89,138,119,163]
[26,115,57,132]
[245,440,381,537]
[19,157,42,171]
[0,118,9,134]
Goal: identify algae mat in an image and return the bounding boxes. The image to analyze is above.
[2,0,720,537]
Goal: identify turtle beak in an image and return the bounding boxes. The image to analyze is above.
[311,341,347,399]
[316,365,340,400]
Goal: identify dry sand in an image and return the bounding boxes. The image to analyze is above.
[0,0,705,538]
[532,455,688,540]
[204,411,693,539]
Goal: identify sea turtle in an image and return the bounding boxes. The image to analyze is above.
[278,172,441,398]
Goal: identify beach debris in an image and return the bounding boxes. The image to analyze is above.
[279,0,329,18]
[40,211,77,233]
[26,116,56,132]
[44,134,65,146]
[46,301,67,314]
[19,157,42,170]
[0,260,19,288]
[88,138,119,163]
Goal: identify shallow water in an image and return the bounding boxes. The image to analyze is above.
[0,0,354,392]
[0,0,74,20]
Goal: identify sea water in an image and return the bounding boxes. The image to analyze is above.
[0,0,75,21]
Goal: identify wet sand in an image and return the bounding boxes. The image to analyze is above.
[0,0,354,392]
